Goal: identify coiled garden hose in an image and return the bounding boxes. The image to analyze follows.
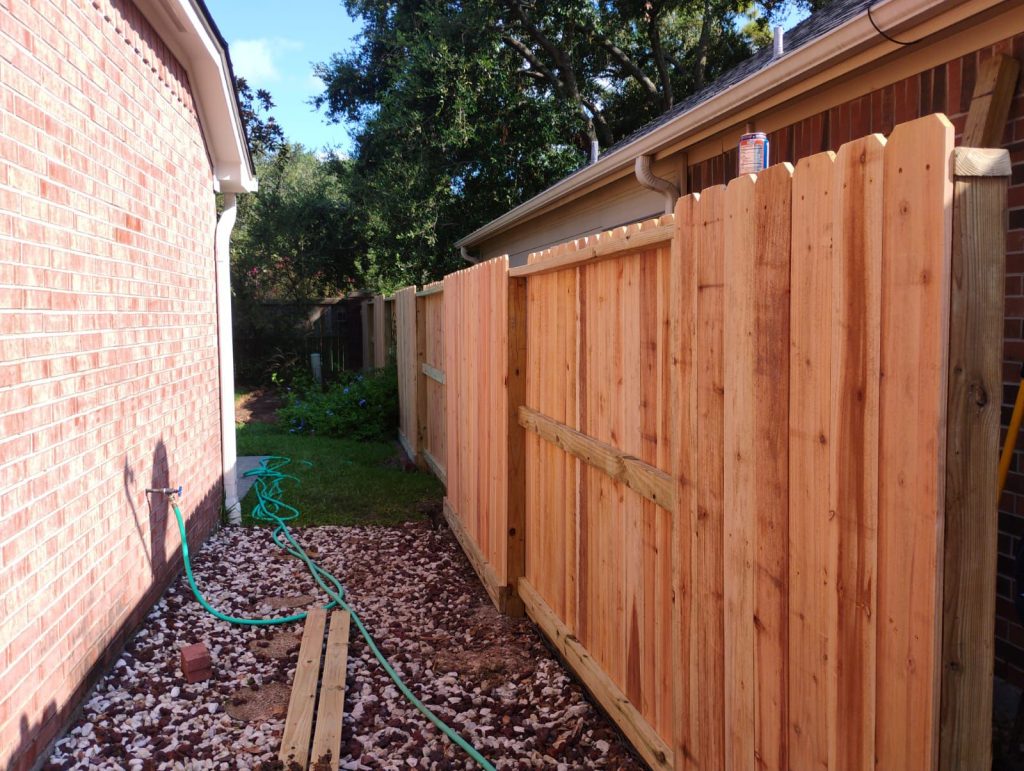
[157,457,496,770]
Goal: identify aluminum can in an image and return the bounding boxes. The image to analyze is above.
[738,132,770,174]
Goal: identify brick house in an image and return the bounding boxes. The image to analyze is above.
[0,0,255,768]
[456,0,1024,689]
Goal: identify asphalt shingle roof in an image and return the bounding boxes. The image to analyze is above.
[563,0,875,180]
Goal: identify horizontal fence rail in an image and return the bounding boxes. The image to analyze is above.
[391,114,1007,770]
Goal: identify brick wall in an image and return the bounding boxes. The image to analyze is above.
[687,35,1024,688]
[0,0,224,768]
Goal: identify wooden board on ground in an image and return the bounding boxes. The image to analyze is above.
[311,611,351,769]
[280,608,328,769]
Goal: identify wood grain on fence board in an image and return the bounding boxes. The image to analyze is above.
[876,113,953,771]
[390,115,983,769]
[830,134,885,770]
[788,150,835,771]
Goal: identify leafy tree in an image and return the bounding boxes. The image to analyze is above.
[232,144,358,302]
[314,2,582,290]
[235,77,285,158]
[314,0,825,289]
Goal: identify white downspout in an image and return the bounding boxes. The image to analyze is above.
[215,193,241,525]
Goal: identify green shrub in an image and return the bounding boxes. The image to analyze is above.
[278,367,399,442]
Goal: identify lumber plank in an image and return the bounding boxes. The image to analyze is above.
[423,449,446,488]
[751,163,792,771]
[938,145,1009,771]
[443,499,514,613]
[693,186,727,771]
[787,150,835,771]
[962,54,1021,148]
[518,406,674,511]
[671,193,699,770]
[876,113,953,771]
[360,300,372,371]
[279,608,328,769]
[829,133,885,770]
[952,147,1013,178]
[415,282,444,297]
[722,172,758,771]
[621,248,644,715]
[505,275,528,618]
[519,577,673,771]
[511,220,675,278]
[415,293,429,469]
[723,162,793,771]
[310,611,351,769]
[395,287,418,458]
[421,362,445,384]
[673,185,727,771]
[397,431,417,467]
[649,240,674,740]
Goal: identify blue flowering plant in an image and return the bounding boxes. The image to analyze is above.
[277,366,399,441]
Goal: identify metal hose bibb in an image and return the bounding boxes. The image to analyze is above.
[146,485,182,499]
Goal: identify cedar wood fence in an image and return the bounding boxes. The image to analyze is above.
[387,115,1010,770]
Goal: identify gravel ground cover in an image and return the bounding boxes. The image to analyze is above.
[44,522,644,770]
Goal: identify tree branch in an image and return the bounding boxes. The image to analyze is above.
[583,23,658,97]
[644,2,673,109]
[502,32,564,93]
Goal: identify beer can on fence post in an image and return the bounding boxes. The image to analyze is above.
[738,132,769,175]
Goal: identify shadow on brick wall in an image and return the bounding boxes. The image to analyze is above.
[7,440,223,771]
[122,439,171,582]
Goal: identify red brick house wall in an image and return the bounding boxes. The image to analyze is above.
[686,34,1024,687]
[0,0,225,767]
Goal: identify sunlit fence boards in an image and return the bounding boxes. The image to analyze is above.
[392,114,1008,770]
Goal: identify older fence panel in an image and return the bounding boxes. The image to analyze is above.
[394,286,418,461]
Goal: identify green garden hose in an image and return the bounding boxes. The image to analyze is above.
[159,456,496,770]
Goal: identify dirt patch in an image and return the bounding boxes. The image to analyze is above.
[432,644,536,690]
[248,631,301,660]
[262,595,315,610]
[224,682,291,722]
[236,389,282,425]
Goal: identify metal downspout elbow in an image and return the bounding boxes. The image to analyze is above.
[635,155,679,215]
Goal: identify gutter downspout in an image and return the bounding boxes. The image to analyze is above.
[635,155,679,214]
[215,193,241,525]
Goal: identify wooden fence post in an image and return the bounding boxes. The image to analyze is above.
[505,274,528,617]
[415,291,429,471]
[360,299,372,371]
[939,146,1010,770]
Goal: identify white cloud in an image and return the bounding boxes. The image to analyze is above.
[230,38,302,84]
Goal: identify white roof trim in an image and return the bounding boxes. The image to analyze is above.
[135,0,258,193]
[456,0,997,249]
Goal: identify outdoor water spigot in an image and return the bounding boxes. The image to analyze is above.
[146,486,182,498]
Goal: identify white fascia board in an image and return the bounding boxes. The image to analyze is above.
[455,0,993,249]
[135,0,258,193]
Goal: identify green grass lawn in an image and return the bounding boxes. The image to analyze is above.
[235,422,443,527]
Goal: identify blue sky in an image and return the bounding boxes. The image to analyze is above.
[205,0,362,154]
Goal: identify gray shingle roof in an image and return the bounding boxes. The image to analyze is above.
[568,0,875,175]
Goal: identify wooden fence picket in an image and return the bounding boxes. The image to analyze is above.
[387,114,1004,771]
